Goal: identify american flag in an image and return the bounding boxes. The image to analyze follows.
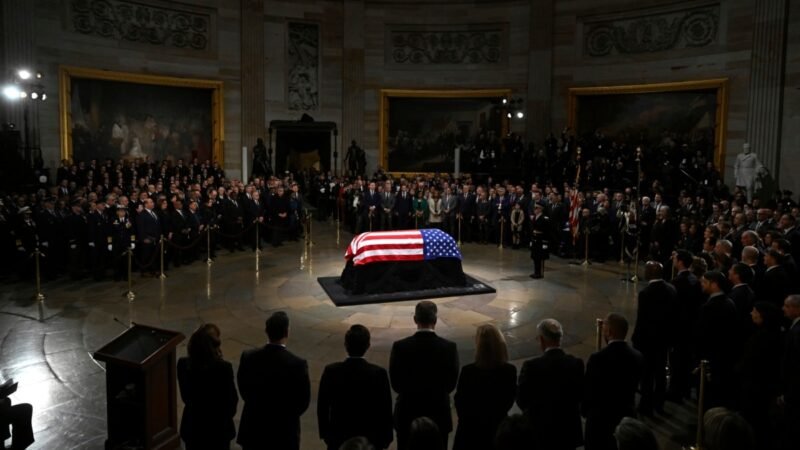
[345,228,462,266]
[569,189,582,243]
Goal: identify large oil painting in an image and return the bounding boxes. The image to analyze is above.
[568,79,728,171]
[380,89,510,174]
[59,66,224,164]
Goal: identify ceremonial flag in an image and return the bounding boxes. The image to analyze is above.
[569,189,581,243]
[345,228,462,266]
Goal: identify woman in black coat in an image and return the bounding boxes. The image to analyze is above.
[453,324,517,450]
[177,323,239,450]
[735,301,784,450]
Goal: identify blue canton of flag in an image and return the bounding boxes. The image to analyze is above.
[420,228,463,261]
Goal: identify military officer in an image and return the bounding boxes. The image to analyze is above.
[530,203,552,279]
[111,205,136,281]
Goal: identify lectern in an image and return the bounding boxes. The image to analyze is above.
[93,324,185,450]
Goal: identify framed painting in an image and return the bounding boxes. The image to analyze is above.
[379,89,511,174]
[59,66,224,164]
[567,79,728,173]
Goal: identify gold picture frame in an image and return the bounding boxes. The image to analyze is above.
[59,65,225,164]
[379,88,512,175]
[567,78,729,173]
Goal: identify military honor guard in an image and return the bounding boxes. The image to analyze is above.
[529,203,552,279]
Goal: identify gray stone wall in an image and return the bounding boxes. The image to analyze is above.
[550,0,755,181]
[20,0,242,177]
[780,0,800,198]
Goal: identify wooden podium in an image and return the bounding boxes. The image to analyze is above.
[93,324,185,450]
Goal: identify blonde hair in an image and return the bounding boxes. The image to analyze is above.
[474,324,508,369]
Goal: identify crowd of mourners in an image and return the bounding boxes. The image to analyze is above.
[1,128,800,450]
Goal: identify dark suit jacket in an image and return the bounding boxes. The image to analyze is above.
[452,362,517,450]
[177,357,238,447]
[389,331,459,435]
[394,193,413,217]
[317,357,393,449]
[672,270,704,344]
[729,284,756,341]
[759,266,790,307]
[697,293,740,373]
[783,320,800,409]
[135,209,161,243]
[517,348,584,449]
[632,280,678,351]
[237,344,310,450]
[583,341,643,450]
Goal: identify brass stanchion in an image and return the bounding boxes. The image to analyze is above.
[595,318,604,351]
[689,360,711,450]
[582,229,591,266]
[33,248,45,302]
[159,236,167,279]
[369,212,373,232]
[498,217,505,249]
[457,215,462,246]
[619,228,625,264]
[307,214,314,247]
[125,247,135,301]
[255,220,261,255]
[206,227,213,266]
[415,214,419,229]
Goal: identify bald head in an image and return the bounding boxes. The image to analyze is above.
[645,261,664,281]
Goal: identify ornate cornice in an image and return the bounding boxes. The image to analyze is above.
[582,3,720,57]
[68,0,214,52]
[387,24,507,66]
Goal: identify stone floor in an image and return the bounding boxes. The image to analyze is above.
[0,222,695,449]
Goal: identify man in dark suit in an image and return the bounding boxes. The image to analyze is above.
[389,301,459,450]
[529,203,552,279]
[318,325,393,450]
[237,312,310,450]
[697,270,740,409]
[632,261,677,416]
[759,249,791,307]
[668,250,704,401]
[728,263,756,343]
[358,181,381,233]
[517,319,584,450]
[456,185,475,243]
[222,189,245,252]
[135,197,161,277]
[584,313,643,450]
[781,295,800,449]
[393,184,413,230]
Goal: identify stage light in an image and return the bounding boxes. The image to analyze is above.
[516,111,524,119]
[36,72,42,79]
[19,91,27,98]
[506,112,512,118]
[41,93,47,101]
[17,69,31,80]
[2,85,20,100]
[502,98,508,104]
[30,92,38,99]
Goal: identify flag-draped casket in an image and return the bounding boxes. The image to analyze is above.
[340,229,466,294]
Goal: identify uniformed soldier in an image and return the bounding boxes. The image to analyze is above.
[530,203,552,279]
[111,205,136,281]
[87,201,112,280]
[65,199,88,279]
[14,207,39,279]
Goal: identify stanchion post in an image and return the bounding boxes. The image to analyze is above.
[595,318,604,351]
[33,248,45,302]
[619,228,625,264]
[125,247,135,301]
[582,229,591,266]
[159,236,167,279]
[457,215,462,247]
[693,360,710,450]
[255,219,261,255]
[498,217,504,249]
[206,227,213,266]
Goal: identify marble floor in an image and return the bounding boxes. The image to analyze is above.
[0,222,694,449]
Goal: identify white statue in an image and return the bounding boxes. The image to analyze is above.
[734,143,764,202]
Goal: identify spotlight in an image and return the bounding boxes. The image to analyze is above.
[17,69,31,80]
[19,91,27,98]
[2,85,20,100]
[36,72,42,79]
[41,93,47,101]
[502,98,508,104]
[30,92,38,99]
[506,112,512,119]
[516,111,524,119]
